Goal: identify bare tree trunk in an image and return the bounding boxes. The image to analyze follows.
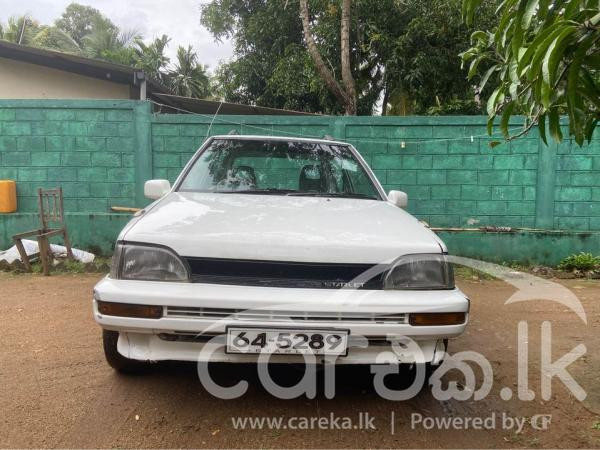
[340,0,356,115]
[381,84,389,116]
[299,0,356,115]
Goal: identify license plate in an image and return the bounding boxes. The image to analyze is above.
[225,327,349,356]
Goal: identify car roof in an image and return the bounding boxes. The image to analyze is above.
[210,135,350,146]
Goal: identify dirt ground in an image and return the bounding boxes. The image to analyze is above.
[0,272,599,449]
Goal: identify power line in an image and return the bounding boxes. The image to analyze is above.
[148,99,525,146]
[206,100,223,139]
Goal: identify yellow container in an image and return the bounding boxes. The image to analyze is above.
[0,180,17,213]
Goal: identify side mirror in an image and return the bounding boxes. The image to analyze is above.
[388,190,408,208]
[144,179,171,200]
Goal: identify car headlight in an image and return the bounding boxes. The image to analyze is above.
[384,253,454,290]
[110,242,190,282]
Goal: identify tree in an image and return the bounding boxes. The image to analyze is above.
[201,0,336,112]
[0,15,83,54]
[55,3,117,46]
[0,15,41,45]
[201,0,395,114]
[32,26,82,54]
[264,43,340,112]
[169,46,211,98]
[134,35,171,83]
[55,3,140,63]
[201,0,498,115]
[384,0,498,115]
[461,0,600,146]
[81,17,138,65]
[1,4,212,99]
[299,0,356,114]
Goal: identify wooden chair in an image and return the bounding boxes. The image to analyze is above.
[12,187,74,276]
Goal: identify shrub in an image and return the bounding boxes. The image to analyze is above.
[557,253,600,272]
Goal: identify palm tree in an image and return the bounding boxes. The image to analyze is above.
[168,45,210,98]
[0,15,40,45]
[1,11,211,100]
[32,26,82,54]
[81,17,138,64]
[134,35,170,84]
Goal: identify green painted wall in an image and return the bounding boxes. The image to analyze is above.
[1,99,600,264]
[151,114,600,231]
[0,100,138,213]
[0,212,130,255]
[438,230,600,266]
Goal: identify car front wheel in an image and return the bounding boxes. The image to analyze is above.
[102,330,149,374]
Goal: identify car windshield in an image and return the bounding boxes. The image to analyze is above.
[177,138,381,200]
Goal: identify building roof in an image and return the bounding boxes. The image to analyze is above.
[0,41,318,116]
[0,40,169,96]
[154,94,316,116]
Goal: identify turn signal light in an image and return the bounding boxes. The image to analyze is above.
[409,312,465,326]
[97,300,163,319]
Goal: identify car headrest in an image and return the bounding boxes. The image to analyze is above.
[232,165,257,187]
[299,165,325,192]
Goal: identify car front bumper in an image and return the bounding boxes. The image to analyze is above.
[93,276,469,365]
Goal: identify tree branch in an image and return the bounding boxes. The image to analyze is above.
[505,65,570,141]
[506,109,541,141]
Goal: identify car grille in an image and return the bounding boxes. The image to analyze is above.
[165,306,407,324]
[183,257,387,289]
[157,331,395,345]
[158,331,221,342]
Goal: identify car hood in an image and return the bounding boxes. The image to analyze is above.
[123,192,445,264]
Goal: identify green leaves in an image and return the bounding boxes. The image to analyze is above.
[468,54,486,78]
[207,0,501,115]
[462,0,484,26]
[548,107,563,142]
[501,101,516,138]
[461,0,600,146]
[541,25,577,86]
[478,66,497,91]
[487,87,504,116]
[470,30,488,44]
[169,45,210,99]
[538,113,549,145]
[521,0,539,30]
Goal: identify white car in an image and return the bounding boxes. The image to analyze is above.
[93,135,469,373]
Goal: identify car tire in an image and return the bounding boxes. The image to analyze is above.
[102,330,149,374]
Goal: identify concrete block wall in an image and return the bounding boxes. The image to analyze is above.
[150,114,600,232]
[1,99,600,262]
[0,100,138,214]
[554,141,600,230]
[346,125,539,229]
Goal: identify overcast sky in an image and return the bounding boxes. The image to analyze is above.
[0,0,234,70]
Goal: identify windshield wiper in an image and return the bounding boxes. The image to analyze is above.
[212,189,377,199]
[287,192,378,200]
[214,188,298,195]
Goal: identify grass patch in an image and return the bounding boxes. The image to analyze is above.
[500,261,532,271]
[453,265,497,280]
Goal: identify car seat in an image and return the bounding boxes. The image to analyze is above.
[299,165,326,192]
